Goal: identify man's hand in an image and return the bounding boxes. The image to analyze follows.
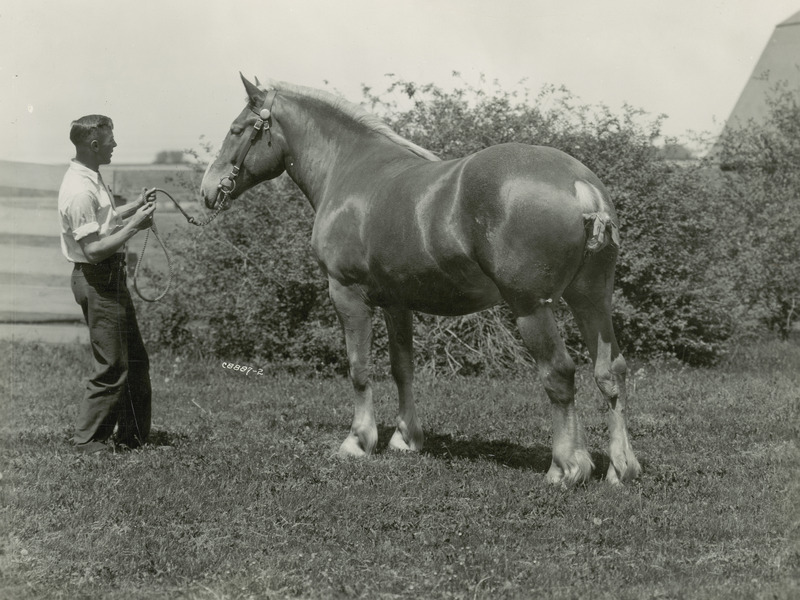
[79,192,157,263]
[130,199,157,231]
[136,187,157,208]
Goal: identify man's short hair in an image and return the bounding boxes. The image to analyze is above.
[69,115,113,146]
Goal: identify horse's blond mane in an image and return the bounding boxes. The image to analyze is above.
[262,78,441,162]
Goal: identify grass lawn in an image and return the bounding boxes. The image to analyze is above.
[1,337,798,599]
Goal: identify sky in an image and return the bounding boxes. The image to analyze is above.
[1,0,798,165]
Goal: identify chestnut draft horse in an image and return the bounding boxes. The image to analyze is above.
[200,75,641,485]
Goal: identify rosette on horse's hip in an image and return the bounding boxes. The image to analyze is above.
[200,74,641,487]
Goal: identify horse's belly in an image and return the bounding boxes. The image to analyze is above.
[369,260,502,316]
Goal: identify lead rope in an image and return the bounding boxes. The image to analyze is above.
[132,188,224,302]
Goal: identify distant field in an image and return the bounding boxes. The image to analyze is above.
[1,337,798,599]
[105,165,203,203]
[0,169,204,331]
[0,160,202,198]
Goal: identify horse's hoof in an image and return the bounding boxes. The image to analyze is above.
[388,429,423,452]
[546,450,594,486]
[606,450,641,484]
[338,431,376,458]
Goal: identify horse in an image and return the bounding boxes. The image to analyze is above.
[200,74,641,485]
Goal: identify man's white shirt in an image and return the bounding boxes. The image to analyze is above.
[58,160,124,263]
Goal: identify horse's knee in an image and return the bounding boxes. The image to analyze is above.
[349,365,371,393]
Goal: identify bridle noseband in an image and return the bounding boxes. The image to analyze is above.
[212,89,278,210]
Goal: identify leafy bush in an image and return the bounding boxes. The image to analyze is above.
[713,82,800,339]
[370,76,742,367]
[136,75,799,372]
[137,178,347,374]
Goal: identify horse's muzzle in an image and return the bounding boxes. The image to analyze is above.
[202,189,217,210]
[203,184,232,211]
[210,175,237,210]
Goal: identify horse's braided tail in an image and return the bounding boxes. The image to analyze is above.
[583,212,620,253]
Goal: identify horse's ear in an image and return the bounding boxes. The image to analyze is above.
[240,72,265,104]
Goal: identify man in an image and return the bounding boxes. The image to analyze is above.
[58,114,157,453]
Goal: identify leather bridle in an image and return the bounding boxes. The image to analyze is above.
[133,90,278,302]
[210,89,278,210]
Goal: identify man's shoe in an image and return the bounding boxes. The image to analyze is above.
[73,440,110,454]
[112,438,143,451]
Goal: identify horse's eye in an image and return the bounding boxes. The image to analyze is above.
[230,124,244,135]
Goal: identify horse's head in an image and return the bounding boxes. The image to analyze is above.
[200,74,286,210]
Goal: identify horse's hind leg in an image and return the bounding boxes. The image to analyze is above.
[515,304,594,485]
[329,279,378,457]
[564,265,641,484]
[383,306,424,451]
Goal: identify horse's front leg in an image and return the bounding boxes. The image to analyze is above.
[383,306,424,452]
[330,279,378,457]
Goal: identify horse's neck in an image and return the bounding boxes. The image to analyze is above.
[280,97,411,210]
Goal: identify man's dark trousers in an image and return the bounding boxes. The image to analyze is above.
[71,254,151,447]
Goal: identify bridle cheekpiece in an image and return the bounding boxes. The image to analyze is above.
[213,89,278,210]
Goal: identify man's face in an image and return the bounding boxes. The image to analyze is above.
[92,127,117,165]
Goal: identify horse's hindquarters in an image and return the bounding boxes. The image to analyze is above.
[458,147,596,313]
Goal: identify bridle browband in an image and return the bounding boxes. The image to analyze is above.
[211,88,278,210]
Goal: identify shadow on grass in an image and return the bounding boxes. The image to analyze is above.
[374,425,616,481]
[424,431,551,472]
[145,429,190,448]
[2,428,189,457]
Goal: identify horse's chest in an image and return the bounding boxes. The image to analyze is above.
[311,199,371,282]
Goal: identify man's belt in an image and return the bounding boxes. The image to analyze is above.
[75,253,126,270]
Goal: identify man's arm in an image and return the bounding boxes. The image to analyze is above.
[78,202,157,264]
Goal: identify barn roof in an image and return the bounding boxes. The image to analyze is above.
[715,9,800,144]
